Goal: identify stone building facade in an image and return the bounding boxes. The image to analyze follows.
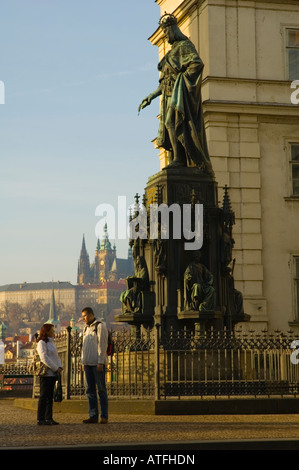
[0,281,76,311]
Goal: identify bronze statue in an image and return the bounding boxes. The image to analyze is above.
[120,256,150,313]
[138,12,213,175]
[154,237,167,275]
[184,251,215,311]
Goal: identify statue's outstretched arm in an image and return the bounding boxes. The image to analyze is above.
[138,86,162,114]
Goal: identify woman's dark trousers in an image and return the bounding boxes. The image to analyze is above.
[37,376,56,422]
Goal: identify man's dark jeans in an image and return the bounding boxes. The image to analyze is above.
[84,365,108,420]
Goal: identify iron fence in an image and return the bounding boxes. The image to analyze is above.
[157,328,299,398]
[0,362,33,394]
[2,326,299,400]
[63,326,299,400]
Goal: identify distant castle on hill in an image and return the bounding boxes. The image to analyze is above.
[77,223,133,285]
[0,224,134,330]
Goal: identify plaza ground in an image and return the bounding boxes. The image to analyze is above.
[1,399,299,450]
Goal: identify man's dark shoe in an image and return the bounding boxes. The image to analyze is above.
[82,417,98,424]
[45,419,59,425]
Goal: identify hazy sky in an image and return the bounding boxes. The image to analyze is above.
[0,0,162,285]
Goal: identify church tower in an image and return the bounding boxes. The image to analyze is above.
[94,223,116,283]
[77,235,92,285]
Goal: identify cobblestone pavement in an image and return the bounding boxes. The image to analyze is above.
[1,399,299,450]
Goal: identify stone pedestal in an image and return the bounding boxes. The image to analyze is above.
[116,165,249,335]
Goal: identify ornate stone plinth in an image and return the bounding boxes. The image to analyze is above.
[116,165,250,335]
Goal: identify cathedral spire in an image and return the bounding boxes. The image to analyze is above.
[77,234,92,284]
[47,286,61,332]
[81,234,88,254]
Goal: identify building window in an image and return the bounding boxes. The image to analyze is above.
[287,28,299,80]
[290,144,299,196]
[293,256,299,320]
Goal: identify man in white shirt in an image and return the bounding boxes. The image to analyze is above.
[81,307,108,424]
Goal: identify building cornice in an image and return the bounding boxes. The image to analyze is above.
[203,76,296,86]
[204,99,299,119]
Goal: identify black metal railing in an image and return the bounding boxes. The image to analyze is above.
[0,362,33,395]
[61,326,299,400]
[2,326,299,400]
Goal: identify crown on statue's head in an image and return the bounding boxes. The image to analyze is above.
[159,12,178,28]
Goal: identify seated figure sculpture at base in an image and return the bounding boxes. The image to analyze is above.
[120,256,150,314]
[184,252,215,311]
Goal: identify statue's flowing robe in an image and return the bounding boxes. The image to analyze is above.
[157,39,212,173]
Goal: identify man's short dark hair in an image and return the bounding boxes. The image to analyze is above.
[81,307,94,315]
